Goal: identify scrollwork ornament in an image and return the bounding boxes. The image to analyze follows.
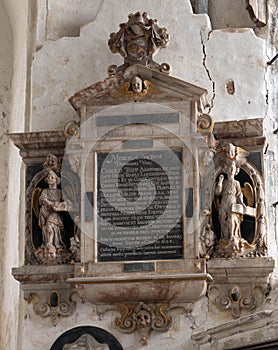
[101,302,175,345]
[197,114,214,133]
[64,120,80,138]
[27,290,77,326]
[210,284,268,319]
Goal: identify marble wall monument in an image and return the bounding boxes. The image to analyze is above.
[10,8,276,350]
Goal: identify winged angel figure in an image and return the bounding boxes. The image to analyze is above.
[214,143,256,256]
[112,76,163,101]
[31,154,75,260]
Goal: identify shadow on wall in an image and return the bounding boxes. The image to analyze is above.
[190,0,257,29]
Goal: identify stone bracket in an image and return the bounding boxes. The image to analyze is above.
[12,265,80,326]
[209,283,270,319]
[96,302,192,345]
[25,288,78,326]
[207,258,275,319]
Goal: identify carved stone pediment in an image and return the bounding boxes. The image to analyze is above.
[69,64,209,113]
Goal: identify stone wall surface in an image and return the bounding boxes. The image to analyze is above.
[0,0,29,349]
[0,1,13,348]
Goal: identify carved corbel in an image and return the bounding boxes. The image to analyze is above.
[207,258,274,319]
[97,302,191,345]
[209,283,269,319]
[25,289,78,326]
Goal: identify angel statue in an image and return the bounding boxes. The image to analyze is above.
[38,170,67,259]
[213,143,256,257]
[215,160,246,241]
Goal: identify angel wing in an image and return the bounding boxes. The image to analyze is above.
[143,80,163,96]
[32,187,42,217]
[111,82,131,98]
[242,182,254,207]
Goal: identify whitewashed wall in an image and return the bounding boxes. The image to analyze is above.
[31,0,267,131]
[0,0,28,349]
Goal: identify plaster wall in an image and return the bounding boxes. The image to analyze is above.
[31,0,267,132]
[0,2,18,350]
[0,0,28,349]
[208,0,255,29]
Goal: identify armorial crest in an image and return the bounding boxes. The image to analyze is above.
[108,12,170,75]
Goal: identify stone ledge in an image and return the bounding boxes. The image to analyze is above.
[12,265,74,285]
[67,272,212,304]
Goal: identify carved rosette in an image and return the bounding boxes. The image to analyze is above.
[26,290,78,326]
[64,120,80,138]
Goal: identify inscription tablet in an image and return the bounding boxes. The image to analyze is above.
[97,149,183,262]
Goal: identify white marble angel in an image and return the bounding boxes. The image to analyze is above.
[215,160,246,240]
[38,170,67,256]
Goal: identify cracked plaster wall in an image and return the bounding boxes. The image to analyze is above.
[31,0,267,132]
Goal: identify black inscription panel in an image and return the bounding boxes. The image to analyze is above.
[97,149,184,262]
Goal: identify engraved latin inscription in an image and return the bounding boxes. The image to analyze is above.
[97,149,183,262]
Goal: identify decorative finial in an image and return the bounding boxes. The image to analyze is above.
[108,12,170,75]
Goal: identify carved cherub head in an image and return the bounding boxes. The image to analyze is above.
[44,154,59,172]
[45,243,56,260]
[224,143,237,160]
[131,76,143,93]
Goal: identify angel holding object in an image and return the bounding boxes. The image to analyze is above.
[215,160,246,241]
[38,170,67,259]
